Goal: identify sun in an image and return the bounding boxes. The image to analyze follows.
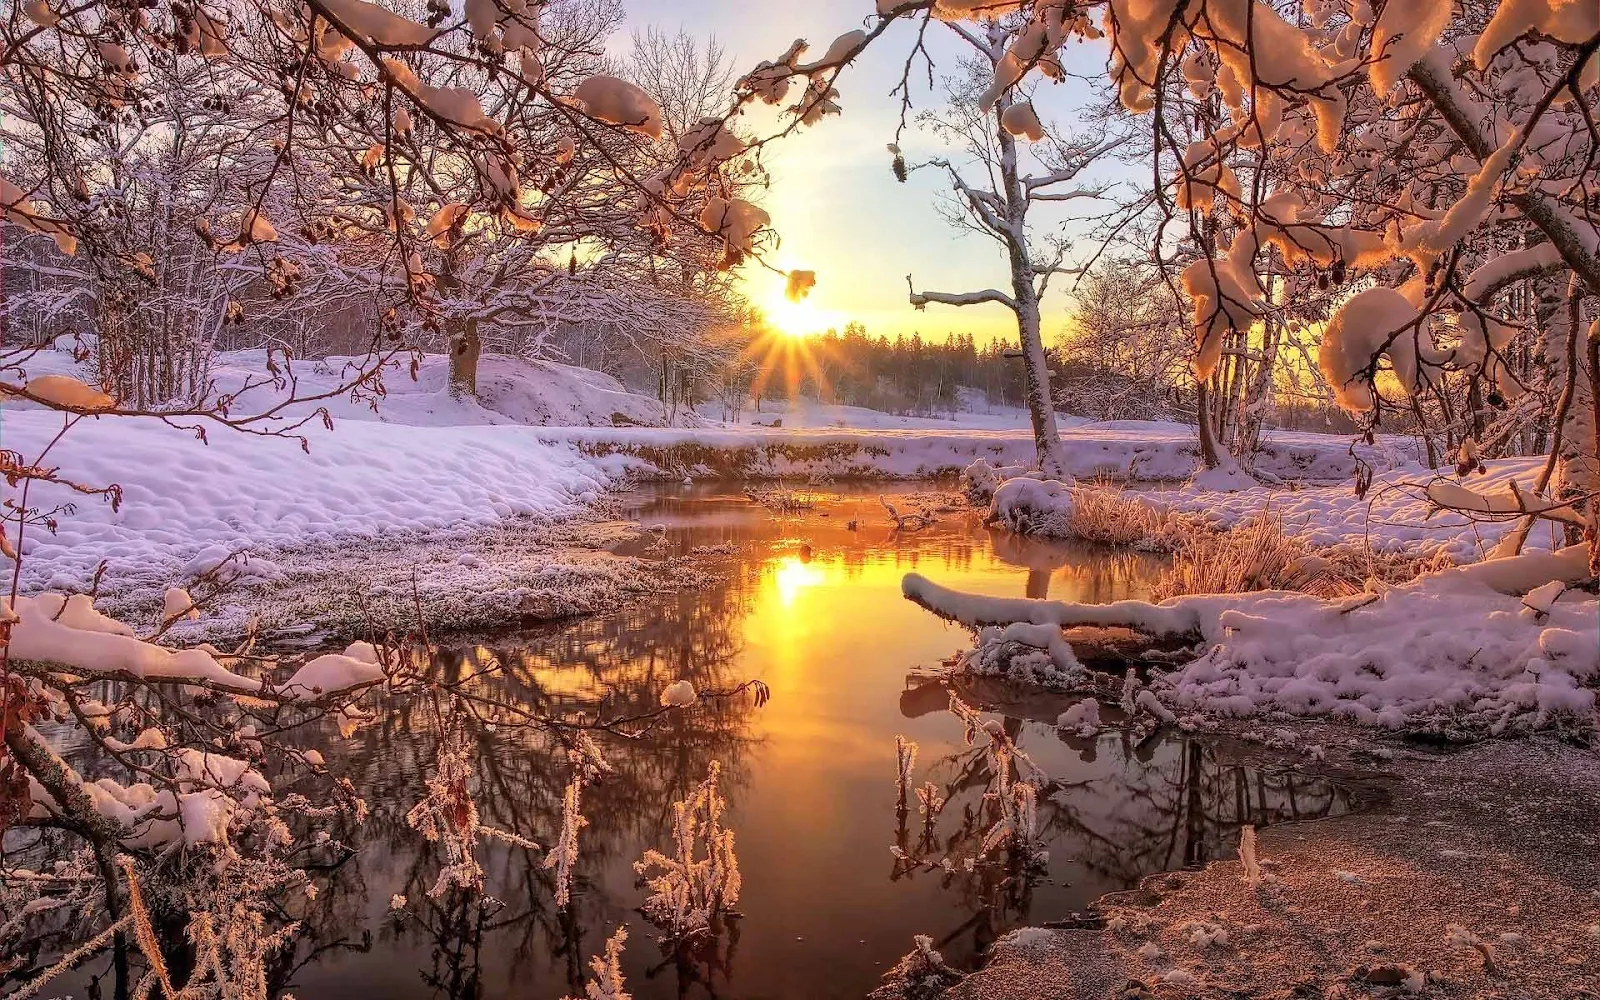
[764,292,823,339]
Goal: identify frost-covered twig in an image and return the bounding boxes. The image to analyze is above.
[894,735,918,815]
[562,926,631,1000]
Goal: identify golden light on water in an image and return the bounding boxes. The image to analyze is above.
[772,555,828,606]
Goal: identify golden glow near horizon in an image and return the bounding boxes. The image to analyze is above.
[764,288,836,339]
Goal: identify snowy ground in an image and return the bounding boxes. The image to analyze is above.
[1152,456,1566,562]
[2,348,1408,605]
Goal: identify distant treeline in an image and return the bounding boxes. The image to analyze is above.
[705,318,1366,435]
[751,322,1027,415]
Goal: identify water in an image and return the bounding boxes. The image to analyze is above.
[26,487,1377,1000]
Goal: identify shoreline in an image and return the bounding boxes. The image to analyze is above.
[878,730,1600,999]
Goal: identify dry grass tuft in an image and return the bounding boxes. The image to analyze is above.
[1153,511,1459,601]
[1061,487,1206,550]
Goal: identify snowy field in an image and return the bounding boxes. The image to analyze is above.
[2,349,1416,598]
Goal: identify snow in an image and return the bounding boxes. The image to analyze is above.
[576,419,1406,484]
[989,477,1074,535]
[797,29,866,71]
[383,58,495,132]
[1056,698,1101,737]
[162,587,199,622]
[659,679,698,707]
[574,75,664,138]
[1185,464,1258,493]
[7,373,115,410]
[318,0,437,47]
[1000,101,1044,141]
[1368,0,1453,95]
[1317,286,1418,411]
[25,745,273,850]
[699,197,769,252]
[907,544,1599,734]
[1475,0,1600,71]
[280,642,388,697]
[0,404,622,596]
[7,593,254,690]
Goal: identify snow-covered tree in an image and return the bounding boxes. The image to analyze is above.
[803,0,1598,566]
[1058,256,1190,421]
[901,26,1127,479]
[0,3,787,990]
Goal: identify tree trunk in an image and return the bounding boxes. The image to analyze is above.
[1014,289,1069,480]
[448,316,481,399]
[1555,316,1598,535]
[994,106,1069,482]
[1236,298,1282,461]
[1195,380,1225,469]
[439,252,480,400]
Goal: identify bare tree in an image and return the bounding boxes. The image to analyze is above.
[904,25,1127,479]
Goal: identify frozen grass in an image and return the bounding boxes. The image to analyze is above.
[1058,485,1207,550]
[135,515,724,644]
[1152,511,1460,601]
[743,484,820,512]
[1001,479,1460,601]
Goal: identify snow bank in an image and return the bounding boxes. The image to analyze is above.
[1154,457,1563,561]
[1157,558,1597,733]
[906,546,1599,735]
[0,406,624,594]
[219,351,677,428]
[550,420,1407,484]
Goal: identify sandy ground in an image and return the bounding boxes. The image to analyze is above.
[877,734,1600,999]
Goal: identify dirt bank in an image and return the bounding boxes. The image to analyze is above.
[878,736,1600,999]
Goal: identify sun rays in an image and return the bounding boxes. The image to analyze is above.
[740,317,839,404]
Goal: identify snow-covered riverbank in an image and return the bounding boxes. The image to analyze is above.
[1,349,1408,601]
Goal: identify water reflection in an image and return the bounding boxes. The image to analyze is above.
[20,489,1374,1000]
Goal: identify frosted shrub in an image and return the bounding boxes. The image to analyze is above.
[546,771,589,910]
[563,926,631,1000]
[634,761,741,940]
[869,933,963,1000]
[894,694,1048,874]
[404,699,546,901]
[915,781,946,844]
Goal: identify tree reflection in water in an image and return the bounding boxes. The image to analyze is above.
[274,566,764,1000]
[18,489,1374,1000]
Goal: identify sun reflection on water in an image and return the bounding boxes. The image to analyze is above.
[771,554,828,607]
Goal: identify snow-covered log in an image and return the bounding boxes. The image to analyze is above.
[905,542,1599,733]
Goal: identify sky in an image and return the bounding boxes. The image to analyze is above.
[613,0,1125,345]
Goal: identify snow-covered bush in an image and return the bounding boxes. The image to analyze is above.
[987,477,1076,536]
[633,760,742,940]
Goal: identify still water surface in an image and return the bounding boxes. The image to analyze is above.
[272,487,1366,1000]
